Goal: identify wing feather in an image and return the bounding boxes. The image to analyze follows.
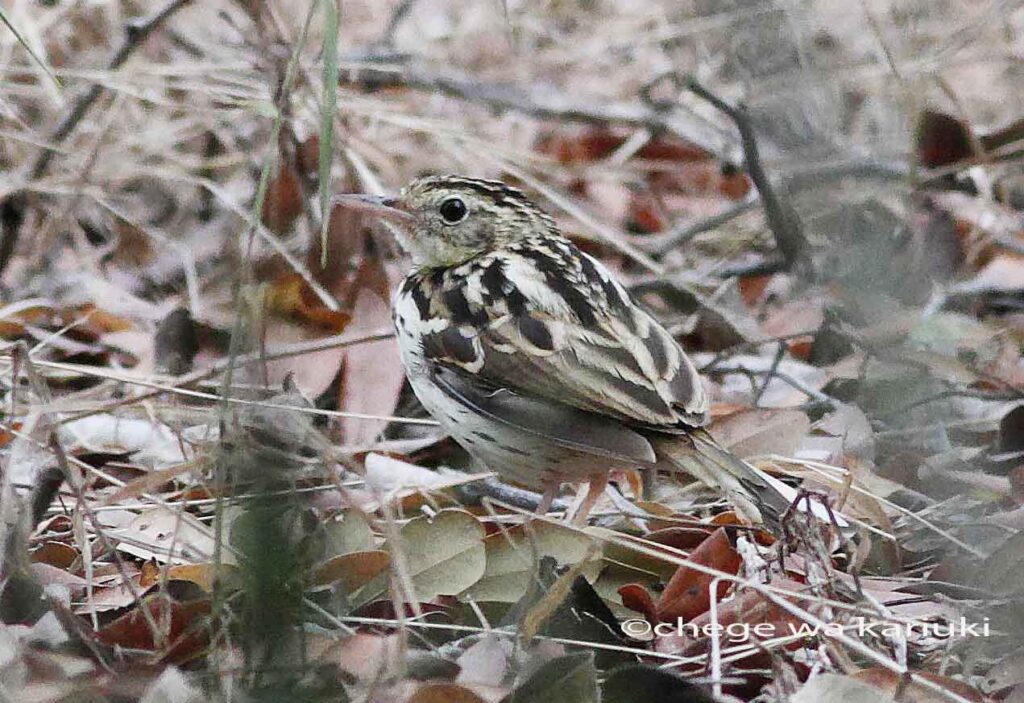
[406,238,709,431]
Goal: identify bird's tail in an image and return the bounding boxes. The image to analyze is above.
[650,428,847,533]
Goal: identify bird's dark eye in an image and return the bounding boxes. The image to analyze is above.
[439,197,468,224]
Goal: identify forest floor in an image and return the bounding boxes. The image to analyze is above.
[1,1,1023,701]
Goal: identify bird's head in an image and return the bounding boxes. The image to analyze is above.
[336,175,557,268]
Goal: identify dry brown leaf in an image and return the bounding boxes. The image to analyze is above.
[407,684,489,703]
[263,272,351,333]
[711,408,811,458]
[30,541,78,569]
[655,528,740,622]
[336,261,405,445]
[312,550,390,591]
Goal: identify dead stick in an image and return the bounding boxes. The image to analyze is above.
[686,78,810,274]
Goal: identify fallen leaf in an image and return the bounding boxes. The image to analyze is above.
[408,683,488,703]
[30,542,78,570]
[711,408,811,458]
[655,528,740,622]
[465,521,601,603]
[373,509,487,603]
[312,550,390,591]
[503,652,597,703]
[336,261,405,446]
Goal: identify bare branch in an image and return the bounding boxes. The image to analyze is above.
[686,78,811,275]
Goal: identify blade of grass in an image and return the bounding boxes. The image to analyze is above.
[319,0,340,268]
[0,8,61,89]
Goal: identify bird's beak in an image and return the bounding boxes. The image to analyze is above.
[332,193,414,224]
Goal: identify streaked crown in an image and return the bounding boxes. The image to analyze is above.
[395,176,558,268]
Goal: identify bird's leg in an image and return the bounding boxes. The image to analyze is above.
[569,474,609,526]
[535,484,558,517]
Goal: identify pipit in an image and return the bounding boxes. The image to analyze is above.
[339,175,834,528]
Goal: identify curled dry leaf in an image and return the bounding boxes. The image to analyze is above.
[263,272,351,333]
[655,527,740,622]
[261,161,304,235]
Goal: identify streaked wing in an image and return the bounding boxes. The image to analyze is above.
[403,236,708,431]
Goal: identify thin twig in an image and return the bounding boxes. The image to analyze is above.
[0,0,195,276]
[339,63,727,159]
[647,197,759,256]
[686,78,811,274]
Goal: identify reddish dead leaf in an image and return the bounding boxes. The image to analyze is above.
[261,162,304,235]
[916,110,975,169]
[738,274,772,307]
[626,192,667,233]
[312,550,390,591]
[0,421,20,448]
[708,512,775,548]
[655,527,740,622]
[786,337,813,361]
[656,583,811,663]
[718,164,751,200]
[70,304,134,335]
[352,600,450,623]
[535,128,632,163]
[617,583,658,623]
[31,541,78,569]
[536,127,709,166]
[95,594,210,653]
[645,526,715,551]
[637,137,709,163]
[407,683,488,703]
[296,135,320,175]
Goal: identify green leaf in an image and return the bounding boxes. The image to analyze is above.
[399,509,486,600]
[322,510,376,556]
[318,0,340,268]
[603,664,715,703]
[503,652,598,703]
[355,509,486,604]
[464,521,601,603]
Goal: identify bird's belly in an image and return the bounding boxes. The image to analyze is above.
[404,368,615,489]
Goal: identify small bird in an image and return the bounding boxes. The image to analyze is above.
[338,176,834,528]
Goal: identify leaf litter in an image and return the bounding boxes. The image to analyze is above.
[1,1,1023,701]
